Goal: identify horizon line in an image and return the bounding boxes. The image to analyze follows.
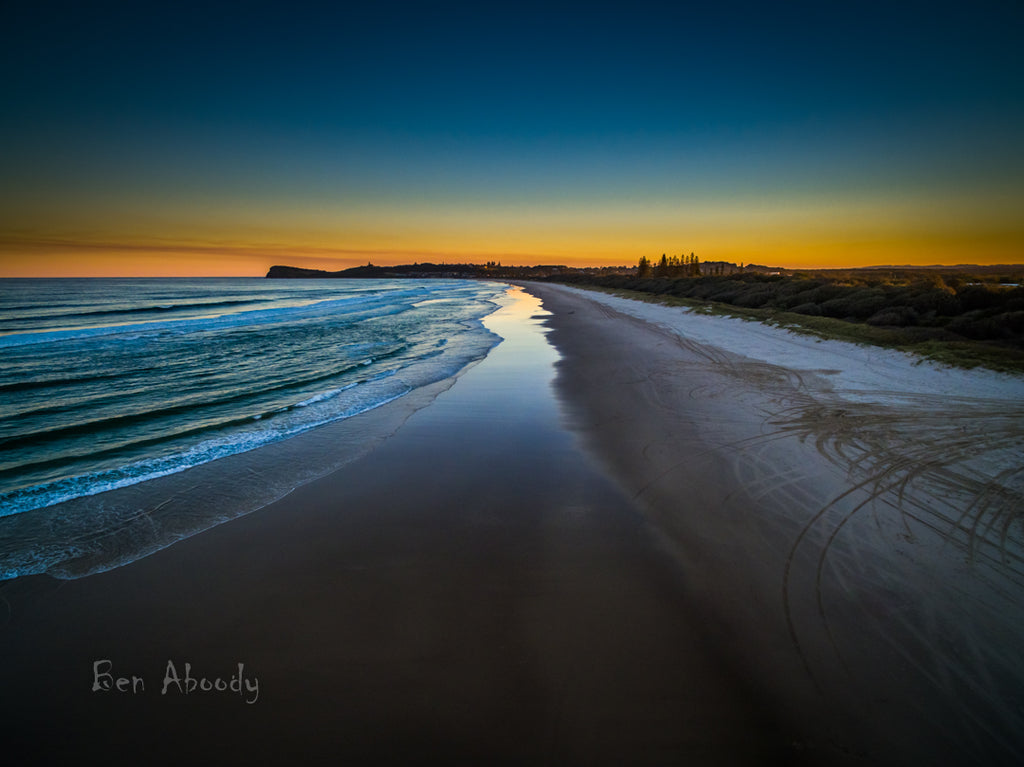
[4,261,1024,280]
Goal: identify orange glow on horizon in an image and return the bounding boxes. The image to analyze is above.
[1,217,1021,277]
[3,183,1021,276]
[2,241,1022,278]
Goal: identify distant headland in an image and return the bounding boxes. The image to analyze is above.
[266,263,619,279]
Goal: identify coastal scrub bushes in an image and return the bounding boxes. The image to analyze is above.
[546,271,1024,354]
[866,306,920,326]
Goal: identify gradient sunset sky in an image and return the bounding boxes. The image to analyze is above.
[2,0,1022,276]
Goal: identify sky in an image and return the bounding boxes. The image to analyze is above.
[1,0,1022,276]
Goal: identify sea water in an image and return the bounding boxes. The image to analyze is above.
[0,277,506,578]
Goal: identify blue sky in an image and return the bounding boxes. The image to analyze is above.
[2,0,1022,274]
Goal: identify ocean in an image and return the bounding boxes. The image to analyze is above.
[0,277,507,579]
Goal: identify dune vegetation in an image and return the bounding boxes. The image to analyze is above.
[547,267,1024,373]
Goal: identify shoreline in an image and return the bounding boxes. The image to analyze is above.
[2,281,1022,764]
[0,281,510,581]
[0,286,794,765]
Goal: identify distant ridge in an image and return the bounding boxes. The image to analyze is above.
[266,262,1024,280]
[820,264,1024,273]
[266,263,626,279]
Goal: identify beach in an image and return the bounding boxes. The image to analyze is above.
[2,282,1023,765]
[526,283,1024,765]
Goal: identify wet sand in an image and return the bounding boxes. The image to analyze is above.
[3,282,1022,765]
[0,287,793,766]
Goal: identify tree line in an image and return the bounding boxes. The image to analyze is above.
[638,253,746,278]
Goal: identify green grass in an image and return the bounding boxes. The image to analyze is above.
[565,283,1024,375]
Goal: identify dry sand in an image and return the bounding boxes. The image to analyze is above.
[2,283,1022,765]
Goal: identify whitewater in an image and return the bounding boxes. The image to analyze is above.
[0,277,506,578]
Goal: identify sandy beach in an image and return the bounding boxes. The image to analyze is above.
[526,282,1024,765]
[2,283,1023,765]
